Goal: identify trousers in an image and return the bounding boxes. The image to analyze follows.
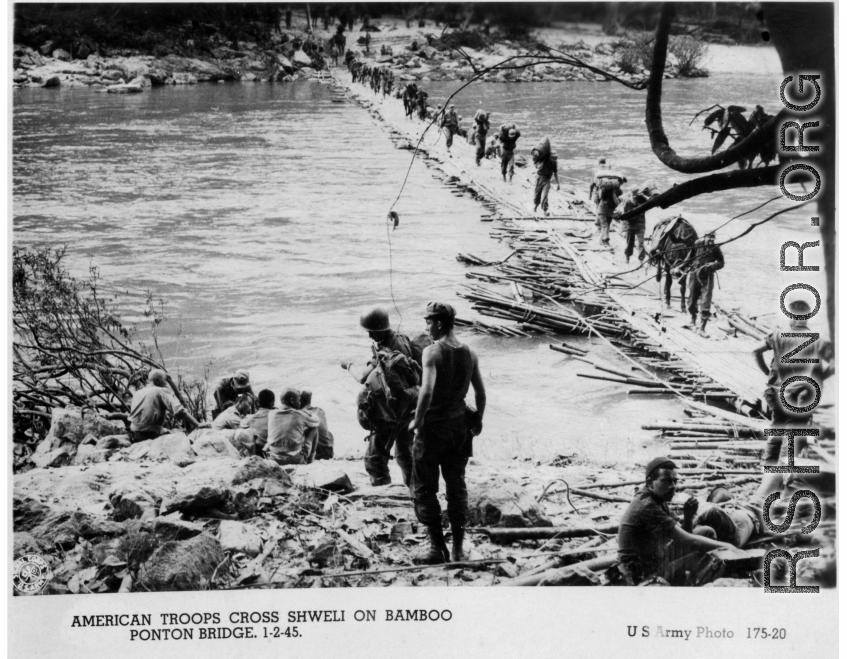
[364,420,413,486]
[622,219,646,259]
[411,416,470,527]
[687,271,715,318]
[475,133,487,164]
[534,175,552,211]
[501,150,515,178]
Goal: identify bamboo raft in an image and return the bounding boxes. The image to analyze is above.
[332,71,835,464]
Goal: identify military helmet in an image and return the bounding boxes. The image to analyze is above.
[360,306,390,332]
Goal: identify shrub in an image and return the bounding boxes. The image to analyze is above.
[614,33,654,74]
[670,36,708,77]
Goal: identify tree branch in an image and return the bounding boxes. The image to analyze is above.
[618,165,781,221]
[646,4,783,173]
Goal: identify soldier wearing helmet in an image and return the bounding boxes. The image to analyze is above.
[408,302,486,565]
[752,289,834,463]
[342,306,417,486]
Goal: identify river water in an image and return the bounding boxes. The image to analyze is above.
[13,69,827,464]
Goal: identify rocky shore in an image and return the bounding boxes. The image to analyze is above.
[12,16,706,92]
[14,404,772,593]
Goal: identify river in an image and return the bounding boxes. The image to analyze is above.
[13,69,828,464]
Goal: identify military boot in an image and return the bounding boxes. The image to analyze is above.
[413,524,450,565]
[450,524,465,563]
[697,315,710,338]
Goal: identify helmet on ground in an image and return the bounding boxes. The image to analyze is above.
[360,306,391,332]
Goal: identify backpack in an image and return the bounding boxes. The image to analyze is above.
[356,348,422,428]
[597,177,621,206]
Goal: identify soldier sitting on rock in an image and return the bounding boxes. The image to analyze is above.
[128,369,204,443]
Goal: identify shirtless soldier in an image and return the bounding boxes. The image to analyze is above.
[409,302,486,564]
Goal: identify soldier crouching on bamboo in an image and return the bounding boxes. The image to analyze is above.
[409,302,485,565]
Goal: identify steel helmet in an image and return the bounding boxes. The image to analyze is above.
[360,306,390,332]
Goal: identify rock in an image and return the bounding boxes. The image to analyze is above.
[232,456,291,486]
[106,83,144,94]
[147,432,195,467]
[39,41,56,56]
[96,435,131,450]
[171,72,198,85]
[289,464,355,494]
[241,73,258,82]
[161,486,229,516]
[308,539,342,568]
[467,480,552,528]
[495,562,519,579]
[142,516,204,541]
[13,532,42,558]
[100,69,124,82]
[30,511,126,548]
[191,429,240,459]
[276,54,294,72]
[72,444,113,466]
[292,50,312,67]
[139,533,225,591]
[52,48,71,61]
[146,67,168,85]
[263,478,288,497]
[83,414,124,439]
[13,495,51,532]
[13,72,28,84]
[44,406,85,447]
[31,442,74,469]
[109,483,158,521]
[128,75,151,88]
[218,521,263,557]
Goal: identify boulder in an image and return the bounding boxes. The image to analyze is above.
[142,516,205,541]
[13,72,28,84]
[44,406,85,447]
[161,486,229,516]
[292,50,312,67]
[100,69,124,82]
[232,456,291,486]
[218,521,263,557]
[52,48,71,61]
[289,464,355,494]
[108,483,158,521]
[13,532,42,558]
[139,533,225,591]
[308,539,342,568]
[467,481,552,528]
[171,72,198,85]
[31,442,74,469]
[39,41,56,56]
[275,54,294,72]
[241,73,258,82]
[83,414,124,439]
[191,429,240,459]
[147,432,195,467]
[127,75,152,89]
[146,67,169,85]
[13,495,51,532]
[96,435,131,450]
[106,83,144,94]
[72,444,113,466]
[29,510,126,548]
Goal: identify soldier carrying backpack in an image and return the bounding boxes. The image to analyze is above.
[589,157,627,249]
[342,306,430,487]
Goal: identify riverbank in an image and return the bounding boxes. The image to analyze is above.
[11,12,777,92]
[16,405,782,593]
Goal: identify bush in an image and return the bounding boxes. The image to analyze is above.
[670,36,708,77]
[613,33,654,74]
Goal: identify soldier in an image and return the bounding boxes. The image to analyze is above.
[409,302,486,564]
[212,369,255,419]
[683,231,724,337]
[342,306,417,486]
